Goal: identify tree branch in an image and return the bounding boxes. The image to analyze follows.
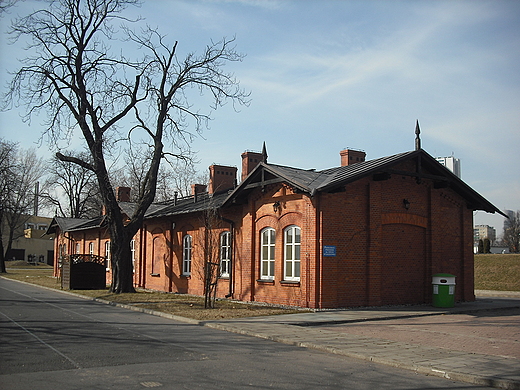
[56,152,95,172]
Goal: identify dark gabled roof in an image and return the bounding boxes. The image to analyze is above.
[224,149,506,217]
[46,216,105,235]
[316,151,415,192]
[45,193,231,234]
[145,191,231,219]
[118,202,166,218]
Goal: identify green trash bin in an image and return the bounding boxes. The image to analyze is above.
[432,273,456,308]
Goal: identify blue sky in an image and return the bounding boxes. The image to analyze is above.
[1,0,519,234]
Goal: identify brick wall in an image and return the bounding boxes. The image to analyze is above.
[316,160,475,308]
[124,158,475,309]
[50,144,478,307]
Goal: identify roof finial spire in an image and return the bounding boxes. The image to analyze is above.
[415,120,421,151]
[262,141,268,163]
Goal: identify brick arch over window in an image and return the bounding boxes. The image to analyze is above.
[279,211,303,231]
[382,213,427,228]
[256,214,278,229]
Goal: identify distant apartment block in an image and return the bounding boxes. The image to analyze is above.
[436,156,461,178]
[474,224,497,244]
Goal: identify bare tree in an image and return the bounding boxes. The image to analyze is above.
[200,207,224,309]
[42,151,102,218]
[4,0,248,292]
[165,161,206,199]
[0,140,47,272]
[0,139,17,272]
[503,211,520,253]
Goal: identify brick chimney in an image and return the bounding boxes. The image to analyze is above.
[340,149,366,166]
[116,187,131,202]
[191,184,207,196]
[208,165,237,194]
[241,151,265,181]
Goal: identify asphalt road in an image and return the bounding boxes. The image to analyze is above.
[0,278,495,390]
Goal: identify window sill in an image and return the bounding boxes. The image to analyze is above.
[181,274,191,279]
[256,279,275,284]
[219,276,230,280]
[280,280,300,286]
[150,273,160,277]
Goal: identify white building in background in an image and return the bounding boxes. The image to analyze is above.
[474,224,497,244]
[436,156,461,178]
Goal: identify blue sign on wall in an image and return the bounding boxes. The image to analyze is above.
[323,245,336,257]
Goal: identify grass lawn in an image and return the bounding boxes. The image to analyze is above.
[1,261,306,320]
[474,253,520,291]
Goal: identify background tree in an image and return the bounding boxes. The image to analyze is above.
[483,238,491,254]
[503,210,520,253]
[477,239,484,254]
[42,151,102,218]
[156,160,205,200]
[0,140,47,272]
[0,139,17,272]
[5,0,248,292]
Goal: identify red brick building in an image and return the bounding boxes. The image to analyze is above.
[48,143,504,309]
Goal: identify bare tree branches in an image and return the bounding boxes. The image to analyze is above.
[3,0,249,292]
[43,151,101,218]
[0,140,47,272]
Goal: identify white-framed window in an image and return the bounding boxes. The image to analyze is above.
[284,225,301,281]
[75,243,80,254]
[260,227,275,280]
[59,244,66,258]
[182,235,192,276]
[88,242,94,255]
[220,231,231,278]
[130,239,136,272]
[105,241,111,270]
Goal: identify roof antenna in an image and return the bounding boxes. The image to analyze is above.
[415,120,421,151]
[262,141,268,163]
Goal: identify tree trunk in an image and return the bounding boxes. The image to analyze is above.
[109,226,136,294]
[0,239,6,273]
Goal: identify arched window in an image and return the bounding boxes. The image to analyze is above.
[88,242,94,255]
[284,225,301,281]
[260,227,276,280]
[75,243,80,254]
[182,235,192,276]
[220,231,231,277]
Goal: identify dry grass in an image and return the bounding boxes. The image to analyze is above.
[2,262,306,320]
[474,254,520,291]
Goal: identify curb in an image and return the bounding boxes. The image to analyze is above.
[203,321,520,390]
[0,276,202,325]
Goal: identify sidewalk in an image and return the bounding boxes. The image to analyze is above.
[202,293,520,390]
